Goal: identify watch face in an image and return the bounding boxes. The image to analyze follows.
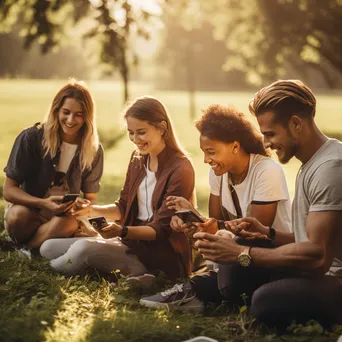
[238,254,251,267]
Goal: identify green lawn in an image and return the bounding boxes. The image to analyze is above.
[0,79,342,341]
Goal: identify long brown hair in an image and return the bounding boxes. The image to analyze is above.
[42,78,99,171]
[123,96,188,157]
[195,104,270,157]
[123,96,196,205]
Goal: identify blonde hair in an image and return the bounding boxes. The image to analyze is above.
[42,78,99,171]
[123,96,196,205]
[249,79,316,124]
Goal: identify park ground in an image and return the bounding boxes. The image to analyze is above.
[0,80,342,341]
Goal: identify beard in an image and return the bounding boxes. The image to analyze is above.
[278,135,299,164]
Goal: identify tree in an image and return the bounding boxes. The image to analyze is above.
[157,0,249,119]
[0,0,156,102]
[202,0,342,87]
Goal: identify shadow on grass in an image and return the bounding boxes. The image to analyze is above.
[0,242,66,342]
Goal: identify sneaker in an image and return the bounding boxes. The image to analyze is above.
[139,282,205,312]
[125,273,155,287]
[16,247,32,260]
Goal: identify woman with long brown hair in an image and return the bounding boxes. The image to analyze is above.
[40,96,195,282]
[3,79,103,252]
[140,104,292,311]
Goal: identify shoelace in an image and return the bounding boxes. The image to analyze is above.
[161,283,184,297]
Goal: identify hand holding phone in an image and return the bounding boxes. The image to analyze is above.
[61,194,79,203]
[174,210,204,224]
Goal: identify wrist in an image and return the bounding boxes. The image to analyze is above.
[120,225,129,238]
[267,226,276,241]
[36,197,47,209]
[217,220,226,230]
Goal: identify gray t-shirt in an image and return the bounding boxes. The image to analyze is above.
[292,138,342,276]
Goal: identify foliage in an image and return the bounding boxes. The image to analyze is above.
[201,0,342,87]
[157,2,249,92]
[0,0,159,102]
[98,127,125,150]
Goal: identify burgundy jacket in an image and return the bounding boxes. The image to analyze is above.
[115,145,195,279]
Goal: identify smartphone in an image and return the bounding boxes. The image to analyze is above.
[174,210,204,223]
[88,216,108,231]
[61,194,79,204]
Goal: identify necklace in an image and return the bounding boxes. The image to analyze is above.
[231,157,250,185]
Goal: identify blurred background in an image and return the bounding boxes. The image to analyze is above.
[0,0,342,217]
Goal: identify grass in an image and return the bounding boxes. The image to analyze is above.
[0,79,342,341]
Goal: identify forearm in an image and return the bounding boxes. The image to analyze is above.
[125,225,156,240]
[250,241,325,274]
[272,230,295,246]
[3,186,44,209]
[256,223,295,246]
[90,204,121,221]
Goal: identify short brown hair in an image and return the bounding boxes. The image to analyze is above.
[249,79,316,124]
[195,104,270,157]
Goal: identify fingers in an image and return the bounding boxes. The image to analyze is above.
[193,231,218,242]
[166,196,182,209]
[170,215,184,232]
[166,196,192,211]
[50,195,64,203]
[183,225,198,234]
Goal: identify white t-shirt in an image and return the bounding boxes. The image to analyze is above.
[41,142,78,219]
[137,165,157,221]
[57,142,78,174]
[209,154,292,232]
[48,141,78,196]
[292,139,342,276]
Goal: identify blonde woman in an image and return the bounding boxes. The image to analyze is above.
[3,79,104,250]
[40,96,195,282]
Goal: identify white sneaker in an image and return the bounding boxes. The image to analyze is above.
[139,282,205,312]
[16,247,32,260]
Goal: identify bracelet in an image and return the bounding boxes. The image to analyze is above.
[217,220,226,230]
[120,225,129,238]
[268,226,276,240]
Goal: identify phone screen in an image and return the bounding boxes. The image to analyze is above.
[61,194,79,203]
[175,210,204,223]
[88,216,108,231]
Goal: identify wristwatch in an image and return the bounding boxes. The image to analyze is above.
[237,246,252,267]
[268,227,276,241]
[217,220,226,230]
[120,225,129,238]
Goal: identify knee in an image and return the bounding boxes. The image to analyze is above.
[6,206,32,229]
[52,216,79,237]
[68,239,94,258]
[5,206,39,243]
[40,239,58,260]
[250,283,283,327]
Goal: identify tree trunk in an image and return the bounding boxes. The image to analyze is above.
[121,50,129,104]
[186,41,196,120]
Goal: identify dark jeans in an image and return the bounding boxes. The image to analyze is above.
[189,239,342,327]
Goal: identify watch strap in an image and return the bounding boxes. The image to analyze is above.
[217,220,226,230]
[268,227,276,240]
[120,225,129,238]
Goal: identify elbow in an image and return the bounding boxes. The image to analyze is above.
[306,253,328,276]
[3,187,12,202]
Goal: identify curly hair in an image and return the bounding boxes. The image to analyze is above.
[249,79,316,124]
[195,104,270,157]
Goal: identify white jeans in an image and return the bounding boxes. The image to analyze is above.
[40,237,147,277]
